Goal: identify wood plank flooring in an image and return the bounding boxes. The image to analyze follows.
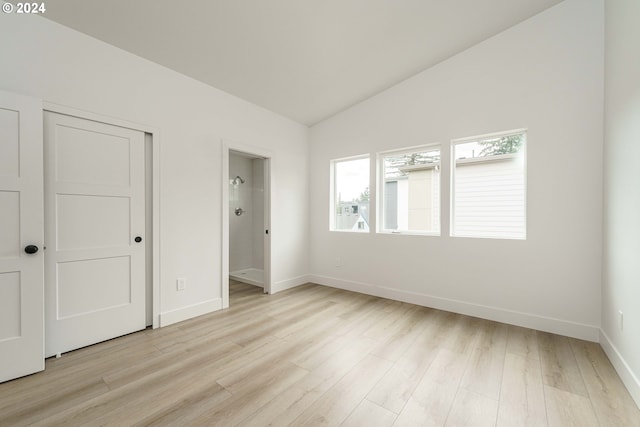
[1,281,638,426]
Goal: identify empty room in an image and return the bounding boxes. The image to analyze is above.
[0,0,639,425]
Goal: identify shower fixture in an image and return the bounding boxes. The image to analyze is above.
[231,176,245,185]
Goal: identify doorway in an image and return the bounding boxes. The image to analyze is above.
[222,143,271,307]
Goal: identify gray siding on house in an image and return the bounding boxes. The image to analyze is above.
[384,181,398,229]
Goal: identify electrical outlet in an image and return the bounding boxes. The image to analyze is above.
[619,310,624,331]
[177,278,186,291]
[335,257,342,267]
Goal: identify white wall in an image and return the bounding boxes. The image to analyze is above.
[309,0,604,340]
[602,0,640,405]
[0,13,309,325]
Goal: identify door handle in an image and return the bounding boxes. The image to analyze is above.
[134,236,142,243]
[24,245,39,254]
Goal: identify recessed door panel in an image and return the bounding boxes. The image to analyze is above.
[0,272,21,342]
[57,256,131,319]
[56,194,130,250]
[0,191,20,259]
[55,125,131,187]
[45,111,145,357]
[0,107,20,178]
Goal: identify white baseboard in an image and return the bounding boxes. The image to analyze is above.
[159,298,222,327]
[271,275,310,294]
[599,330,640,408]
[309,274,600,342]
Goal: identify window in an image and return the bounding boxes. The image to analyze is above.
[331,156,370,232]
[451,130,526,239]
[378,145,440,234]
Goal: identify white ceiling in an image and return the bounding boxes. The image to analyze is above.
[44,0,564,126]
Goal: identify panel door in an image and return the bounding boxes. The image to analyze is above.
[44,112,146,357]
[0,91,44,383]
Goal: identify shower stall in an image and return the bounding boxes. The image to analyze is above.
[228,151,266,288]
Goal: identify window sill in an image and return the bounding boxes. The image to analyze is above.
[450,233,526,240]
[377,230,440,237]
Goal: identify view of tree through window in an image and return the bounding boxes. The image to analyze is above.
[455,133,525,160]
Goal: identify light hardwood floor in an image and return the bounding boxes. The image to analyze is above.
[1,281,638,426]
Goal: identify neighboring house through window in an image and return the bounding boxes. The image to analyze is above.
[451,130,527,239]
[378,145,441,235]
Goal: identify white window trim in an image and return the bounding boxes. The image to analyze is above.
[330,154,371,233]
[450,129,527,240]
[376,143,441,236]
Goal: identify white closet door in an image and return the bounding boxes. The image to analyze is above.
[0,91,44,383]
[44,112,146,357]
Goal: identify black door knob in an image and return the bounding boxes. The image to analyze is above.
[24,245,39,254]
[134,236,142,243]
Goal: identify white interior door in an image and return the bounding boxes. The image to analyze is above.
[44,112,146,357]
[0,91,44,382]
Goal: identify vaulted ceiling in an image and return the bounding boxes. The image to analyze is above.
[44,0,564,125]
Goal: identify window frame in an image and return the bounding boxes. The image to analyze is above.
[330,154,371,233]
[376,143,442,236]
[450,129,527,240]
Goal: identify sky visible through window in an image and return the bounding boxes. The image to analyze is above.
[335,158,369,202]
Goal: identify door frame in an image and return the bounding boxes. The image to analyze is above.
[222,139,272,308]
[43,102,162,329]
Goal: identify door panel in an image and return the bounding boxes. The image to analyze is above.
[56,194,130,249]
[0,191,21,258]
[57,256,131,318]
[44,112,145,357]
[0,108,20,177]
[55,125,131,186]
[0,272,21,341]
[0,91,44,383]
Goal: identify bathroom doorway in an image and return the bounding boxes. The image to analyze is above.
[222,143,271,308]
